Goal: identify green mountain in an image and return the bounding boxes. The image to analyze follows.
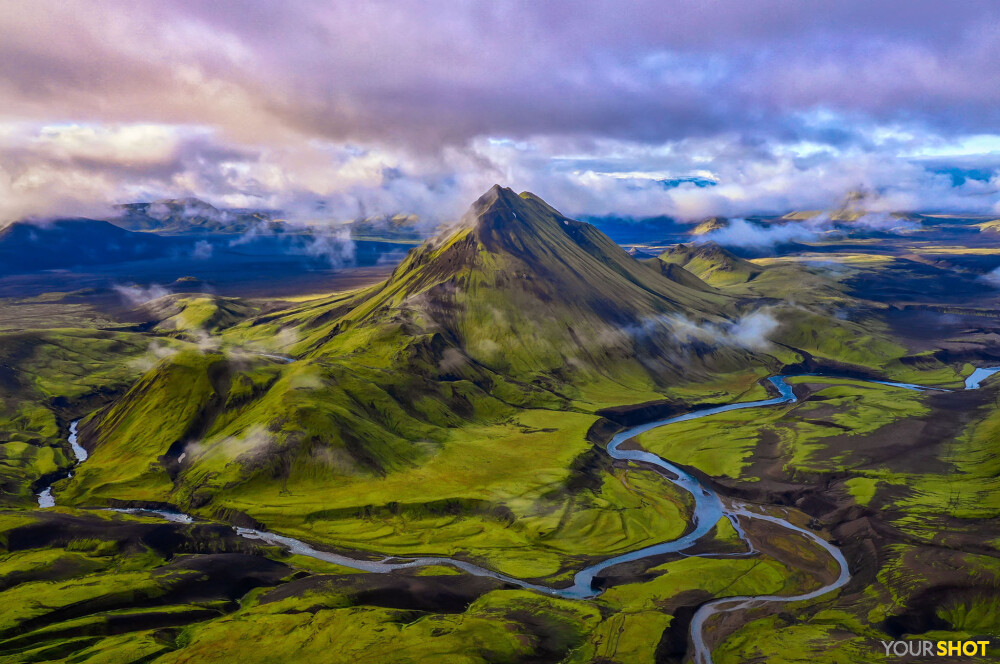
[141,294,257,334]
[656,242,765,287]
[60,186,764,513]
[235,185,764,394]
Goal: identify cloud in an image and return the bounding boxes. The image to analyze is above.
[438,348,468,374]
[5,2,1000,144]
[191,239,213,258]
[184,424,273,464]
[627,308,781,350]
[0,3,999,223]
[113,283,170,305]
[227,219,275,246]
[982,267,1000,288]
[667,310,780,350]
[725,310,782,350]
[695,218,826,249]
[297,228,356,268]
[692,210,922,250]
[850,212,920,232]
[129,339,181,373]
[226,219,358,267]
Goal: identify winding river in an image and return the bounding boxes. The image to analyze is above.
[35,368,1000,663]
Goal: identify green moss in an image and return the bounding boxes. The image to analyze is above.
[157,589,601,664]
[714,615,886,664]
[844,477,879,506]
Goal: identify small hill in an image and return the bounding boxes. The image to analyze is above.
[0,218,172,274]
[113,198,282,235]
[691,217,728,235]
[977,220,1000,233]
[141,294,257,333]
[657,242,766,287]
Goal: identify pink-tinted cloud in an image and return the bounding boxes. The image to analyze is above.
[0,1,999,222]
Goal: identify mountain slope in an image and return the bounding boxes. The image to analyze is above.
[657,242,766,287]
[640,258,716,292]
[265,186,758,387]
[141,294,257,333]
[691,217,728,235]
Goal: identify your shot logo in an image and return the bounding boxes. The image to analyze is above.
[880,640,993,658]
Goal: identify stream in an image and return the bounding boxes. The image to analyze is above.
[35,368,1000,663]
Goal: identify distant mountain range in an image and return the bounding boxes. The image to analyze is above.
[113,198,282,235]
[345,214,428,241]
[113,197,430,242]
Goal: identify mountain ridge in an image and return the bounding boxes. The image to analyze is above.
[0,218,173,273]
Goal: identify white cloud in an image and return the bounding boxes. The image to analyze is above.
[695,218,826,249]
[34,123,183,164]
[185,424,273,464]
[982,267,1000,288]
[191,239,213,258]
[298,228,356,268]
[627,308,781,350]
[113,283,170,305]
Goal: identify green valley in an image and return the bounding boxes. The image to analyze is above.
[2,188,1000,663]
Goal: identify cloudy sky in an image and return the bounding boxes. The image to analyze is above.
[2,0,1000,224]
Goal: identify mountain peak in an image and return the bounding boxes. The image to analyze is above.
[458,185,574,253]
[466,185,522,221]
[381,187,727,320]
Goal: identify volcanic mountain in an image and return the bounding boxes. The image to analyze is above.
[0,218,173,274]
[66,186,768,506]
[280,185,757,384]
